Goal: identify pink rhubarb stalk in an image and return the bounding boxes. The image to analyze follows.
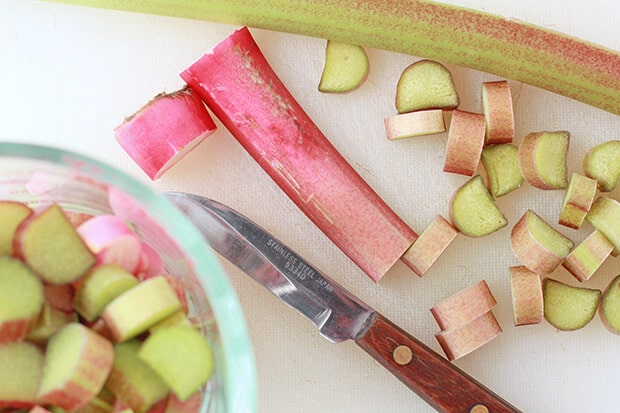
[115,87,217,180]
[181,27,417,282]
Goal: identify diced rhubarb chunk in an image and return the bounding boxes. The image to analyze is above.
[78,215,144,274]
[105,340,170,413]
[384,109,445,140]
[0,201,32,256]
[181,27,417,282]
[400,215,457,276]
[586,196,620,256]
[443,109,486,176]
[0,255,44,343]
[14,205,96,284]
[558,173,597,229]
[102,276,182,342]
[510,210,574,274]
[37,323,114,411]
[518,131,570,190]
[430,280,497,331]
[435,311,502,361]
[481,80,514,144]
[138,326,213,401]
[509,266,543,326]
[115,87,217,180]
[395,60,459,113]
[562,231,614,282]
[0,341,44,408]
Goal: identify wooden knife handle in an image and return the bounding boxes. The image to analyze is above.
[355,313,522,413]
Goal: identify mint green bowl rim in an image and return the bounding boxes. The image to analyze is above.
[0,142,257,413]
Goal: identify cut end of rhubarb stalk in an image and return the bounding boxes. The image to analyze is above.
[115,87,217,180]
[0,255,44,343]
[543,278,601,331]
[15,204,96,285]
[318,40,369,93]
[138,325,214,401]
[400,215,457,277]
[37,323,114,411]
[562,230,614,282]
[102,275,182,342]
[449,175,507,237]
[443,109,486,176]
[435,311,502,361]
[583,140,620,192]
[481,80,514,144]
[384,109,445,140]
[600,275,620,334]
[509,266,543,326]
[586,196,620,256]
[430,280,497,331]
[0,201,32,256]
[395,59,459,113]
[518,131,570,190]
[558,173,598,229]
[480,143,523,198]
[0,341,45,407]
[106,340,170,413]
[510,209,574,274]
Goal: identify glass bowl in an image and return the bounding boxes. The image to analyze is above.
[0,142,256,413]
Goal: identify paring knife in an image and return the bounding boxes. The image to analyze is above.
[164,191,522,413]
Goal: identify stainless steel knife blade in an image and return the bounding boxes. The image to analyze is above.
[164,191,522,413]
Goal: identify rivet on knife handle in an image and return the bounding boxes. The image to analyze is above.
[355,313,521,413]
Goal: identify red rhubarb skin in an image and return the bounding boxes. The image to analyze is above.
[181,27,417,282]
[115,87,217,180]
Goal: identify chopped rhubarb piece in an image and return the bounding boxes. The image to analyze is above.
[395,59,459,113]
[543,278,601,331]
[115,87,217,180]
[0,256,44,343]
[14,204,96,284]
[443,109,486,176]
[27,303,77,344]
[400,215,457,276]
[562,230,614,282]
[510,209,574,274]
[105,340,170,413]
[558,173,598,229]
[435,311,502,361]
[0,341,44,408]
[181,27,417,282]
[0,201,32,256]
[509,266,543,326]
[481,80,514,144]
[430,280,497,331]
[583,140,620,192]
[480,143,523,198]
[318,41,369,93]
[138,325,214,401]
[73,264,140,322]
[43,283,75,313]
[518,131,570,190]
[600,275,620,334]
[165,391,202,413]
[78,215,144,274]
[586,196,620,256]
[384,109,445,140]
[37,323,114,411]
[102,275,182,342]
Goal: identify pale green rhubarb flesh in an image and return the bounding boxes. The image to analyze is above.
[47,0,620,115]
[181,27,417,282]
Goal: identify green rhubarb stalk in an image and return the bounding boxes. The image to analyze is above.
[47,0,620,115]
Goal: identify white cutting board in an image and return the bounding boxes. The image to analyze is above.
[1,1,619,412]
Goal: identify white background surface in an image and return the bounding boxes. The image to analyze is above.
[1,1,619,412]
